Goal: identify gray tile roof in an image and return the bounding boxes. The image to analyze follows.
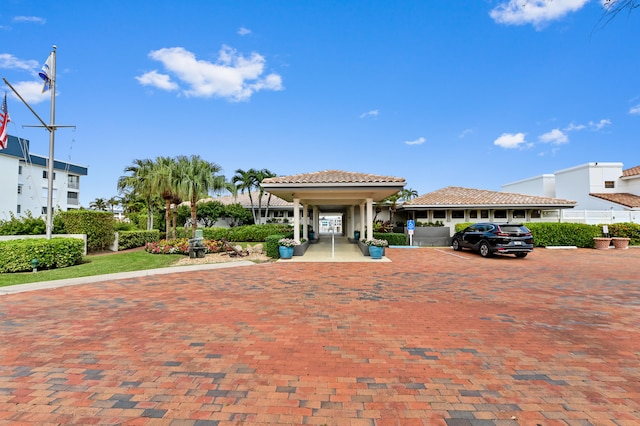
[590,193,640,208]
[198,192,293,208]
[403,186,576,207]
[261,170,405,185]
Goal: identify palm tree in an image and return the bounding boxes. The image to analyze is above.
[232,168,259,224]
[89,197,108,211]
[254,168,276,223]
[150,156,179,240]
[176,155,225,238]
[107,196,121,214]
[117,158,157,230]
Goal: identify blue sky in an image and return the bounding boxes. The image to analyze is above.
[2,0,639,206]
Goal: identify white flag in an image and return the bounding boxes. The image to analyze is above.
[38,53,53,92]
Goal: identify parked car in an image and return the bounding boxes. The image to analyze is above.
[451,223,533,258]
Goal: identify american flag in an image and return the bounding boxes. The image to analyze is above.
[0,93,9,150]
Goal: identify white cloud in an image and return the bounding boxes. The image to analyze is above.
[238,27,252,36]
[564,122,586,131]
[135,70,178,91]
[589,118,611,130]
[137,46,283,101]
[10,81,50,104]
[630,104,640,115]
[405,137,426,146]
[359,109,379,119]
[12,16,46,24]
[539,128,569,144]
[494,132,528,149]
[490,0,589,29]
[0,53,38,71]
[459,128,473,139]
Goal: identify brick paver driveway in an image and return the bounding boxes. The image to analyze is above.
[0,248,638,425]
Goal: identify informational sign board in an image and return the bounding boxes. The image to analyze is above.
[407,220,415,235]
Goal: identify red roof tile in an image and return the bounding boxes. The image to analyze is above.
[590,193,640,208]
[403,186,576,207]
[262,170,405,185]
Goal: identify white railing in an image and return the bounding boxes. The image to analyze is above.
[559,210,638,224]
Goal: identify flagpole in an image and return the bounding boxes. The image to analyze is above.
[45,46,57,240]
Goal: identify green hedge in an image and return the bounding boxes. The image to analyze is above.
[606,222,640,245]
[265,234,288,258]
[202,224,293,242]
[0,238,84,273]
[372,232,408,246]
[118,230,160,250]
[454,222,604,248]
[58,210,115,252]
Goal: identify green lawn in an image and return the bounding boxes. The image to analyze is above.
[0,251,184,288]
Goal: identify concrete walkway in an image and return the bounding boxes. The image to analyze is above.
[0,247,639,425]
[281,234,391,263]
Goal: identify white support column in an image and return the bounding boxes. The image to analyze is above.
[349,205,355,238]
[302,203,308,240]
[366,198,374,241]
[313,206,319,237]
[293,198,300,243]
[359,202,365,240]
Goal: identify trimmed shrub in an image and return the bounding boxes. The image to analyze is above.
[58,210,115,252]
[525,222,600,248]
[118,230,160,250]
[372,232,407,246]
[265,234,287,258]
[606,222,640,245]
[0,212,46,235]
[203,224,293,242]
[0,238,84,273]
[144,238,224,255]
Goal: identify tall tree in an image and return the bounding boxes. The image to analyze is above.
[117,158,157,230]
[89,197,108,211]
[151,156,179,240]
[176,155,225,238]
[254,168,276,223]
[232,168,259,224]
[107,196,121,214]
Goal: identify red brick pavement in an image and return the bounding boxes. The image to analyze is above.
[0,247,638,425]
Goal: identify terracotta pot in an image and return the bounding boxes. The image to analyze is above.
[593,237,612,250]
[611,237,630,250]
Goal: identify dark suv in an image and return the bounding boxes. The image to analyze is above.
[451,223,534,258]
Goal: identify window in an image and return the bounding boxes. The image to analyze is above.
[480,210,489,219]
[41,206,47,215]
[68,175,80,189]
[531,209,541,219]
[513,209,526,219]
[451,210,465,219]
[604,181,615,189]
[469,210,478,219]
[18,165,22,175]
[67,191,79,205]
[433,210,446,219]
[42,171,56,180]
[494,210,507,219]
[17,205,21,214]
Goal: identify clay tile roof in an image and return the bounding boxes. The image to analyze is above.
[590,193,640,208]
[622,165,640,178]
[262,170,405,185]
[403,186,576,207]
[199,192,292,208]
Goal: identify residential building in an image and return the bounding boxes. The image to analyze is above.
[0,135,88,219]
[502,162,640,224]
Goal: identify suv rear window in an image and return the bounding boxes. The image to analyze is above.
[499,225,530,234]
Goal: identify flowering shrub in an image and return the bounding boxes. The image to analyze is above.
[363,238,389,247]
[278,238,300,247]
[145,238,225,255]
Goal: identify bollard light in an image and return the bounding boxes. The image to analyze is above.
[31,258,40,273]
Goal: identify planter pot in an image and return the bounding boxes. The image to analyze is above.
[369,245,384,259]
[593,237,612,250]
[308,231,315,241]
[278,246,294,259]
[611,237,630,250]
[357,240,369,255]
[354,231,361,240]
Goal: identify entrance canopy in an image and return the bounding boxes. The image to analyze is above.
[262,170,406,242]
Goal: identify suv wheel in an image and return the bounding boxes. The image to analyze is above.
[479,241,492,258]
[451,238,462,251]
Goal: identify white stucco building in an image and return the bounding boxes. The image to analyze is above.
[0,135,88,219]
[502,162,640,223]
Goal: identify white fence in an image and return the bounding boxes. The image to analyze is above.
[559,210,639,225]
